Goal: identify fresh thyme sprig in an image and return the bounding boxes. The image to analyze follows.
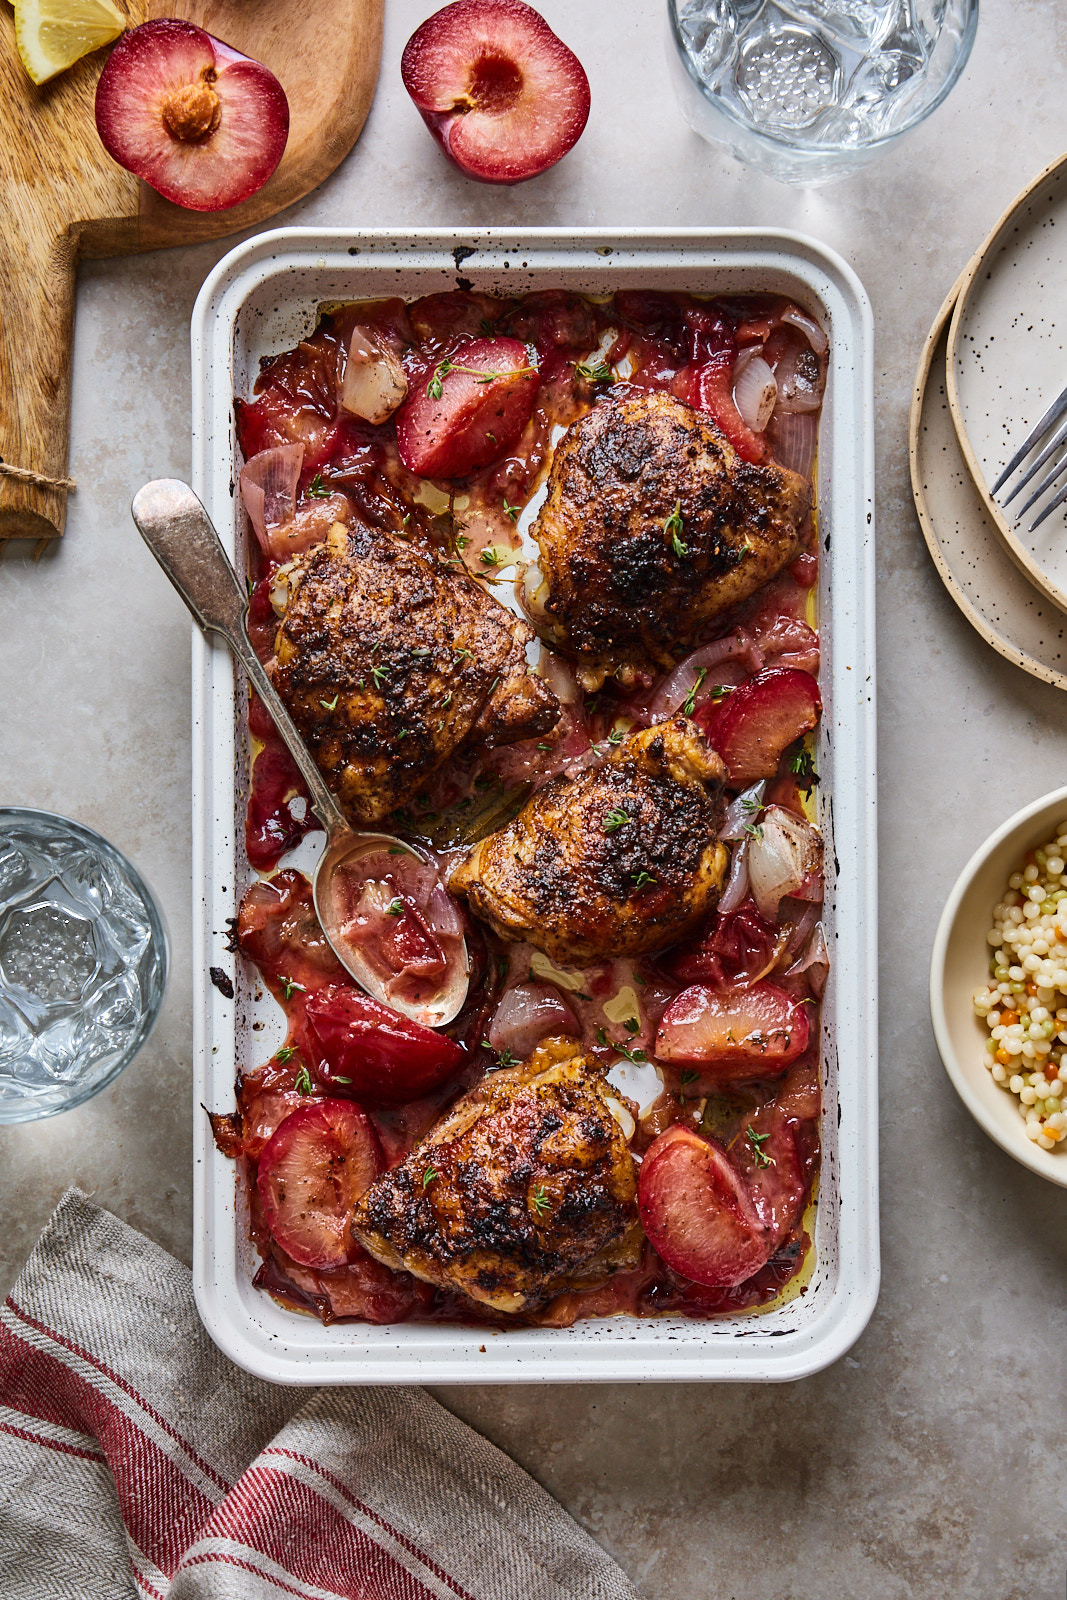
[682,668,707,717]
[665,500,687,558]
[574,359,613,383]
[747,1127,775,1168]
[427,358,536,399]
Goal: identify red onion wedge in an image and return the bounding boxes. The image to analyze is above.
[721,781,766,841]
[340,326,409,425]
[746,806,824,922]
[732,352,777,432]
[781,306,829,356]
[785,918,829,999]
[634,630,762,724]
[488,982,579,1058]
[717,838,750,916]
[768,410,818,480]
[239,445,303,558]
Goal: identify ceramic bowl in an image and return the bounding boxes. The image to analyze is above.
[931,786,1067,1186]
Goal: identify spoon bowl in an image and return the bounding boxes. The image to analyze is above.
[130,478,469,1028]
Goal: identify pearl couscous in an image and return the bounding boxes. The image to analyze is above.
[973,822,1067,1150]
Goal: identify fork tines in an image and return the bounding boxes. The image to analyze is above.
[991,379,1067,530]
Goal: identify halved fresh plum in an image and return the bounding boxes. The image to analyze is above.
[95,19,289,212]
[256,1099,383,1269]
[401,0,590,185]
[695,667,821,788]
[396,336,539,478]
[730,1111,806,1248]
[304,985,466,1105]
[655,981,809,1084]
[638,1124,769,1288]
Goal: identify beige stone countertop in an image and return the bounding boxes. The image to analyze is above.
[3,2,1067,1594]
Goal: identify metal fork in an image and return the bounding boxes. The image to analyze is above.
[991,379,1067,530]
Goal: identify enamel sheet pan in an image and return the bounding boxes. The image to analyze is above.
[189,228,877,1383]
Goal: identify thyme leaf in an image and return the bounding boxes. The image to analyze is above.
[747,1127,774,1168]
[575,359,613,383]
[682,668,707,717]
[665,500,687,557]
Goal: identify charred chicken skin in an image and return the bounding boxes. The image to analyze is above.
[533,391,812,688]
[351,1038,638,1313]
[272,521,559,825]
[448,718,729,966]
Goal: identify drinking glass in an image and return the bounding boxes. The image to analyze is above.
[0,809,168,1122]
[668,0,979,184]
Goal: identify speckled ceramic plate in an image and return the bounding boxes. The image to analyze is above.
[910,280,1067,691]
[947,152,1067,616]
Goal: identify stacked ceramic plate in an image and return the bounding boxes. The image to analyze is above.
[909,152,1067,689]
[919,153,1067,1183]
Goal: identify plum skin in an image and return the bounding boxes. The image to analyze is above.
[400,0,591,186]
[94,18,289,213]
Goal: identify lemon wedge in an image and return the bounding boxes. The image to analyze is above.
[14,0,126,87]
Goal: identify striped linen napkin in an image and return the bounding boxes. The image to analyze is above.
[0,1189,640,1600]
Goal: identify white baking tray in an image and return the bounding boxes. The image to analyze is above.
[189,228,878,1383]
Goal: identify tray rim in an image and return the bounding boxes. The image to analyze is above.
[189,225,879,1384]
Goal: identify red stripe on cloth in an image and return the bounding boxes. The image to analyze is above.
[0,1418,105,1463]
[4,1295,231,1494]
[181,1550,337,1600]
[200,1464,442,1600]
[0,1322,216,1576]
[130,1563,168,1600]
[264,1448,479,1600]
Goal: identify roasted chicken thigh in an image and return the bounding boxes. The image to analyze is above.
[449,718,729,965]
[351,1038,638,1313]
[271,521,558,825]
[533,391,812,688]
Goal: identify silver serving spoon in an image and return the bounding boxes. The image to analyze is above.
[130,478,469,1029]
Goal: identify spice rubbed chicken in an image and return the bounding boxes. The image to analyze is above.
[272,521,559,825]
[532,391,812,689]
[449,718,730,966]
[351,1038,639,1314]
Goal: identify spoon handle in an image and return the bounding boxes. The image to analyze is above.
[130,478,348,839]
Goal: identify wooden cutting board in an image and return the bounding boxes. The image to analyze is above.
[0,0,384,543]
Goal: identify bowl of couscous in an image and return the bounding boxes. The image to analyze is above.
[931,785,1067,1186]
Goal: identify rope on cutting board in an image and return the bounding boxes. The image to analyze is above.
[0,461,76,491]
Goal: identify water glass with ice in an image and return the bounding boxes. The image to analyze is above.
[669,0,979,184]
[0,810,167,1122]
